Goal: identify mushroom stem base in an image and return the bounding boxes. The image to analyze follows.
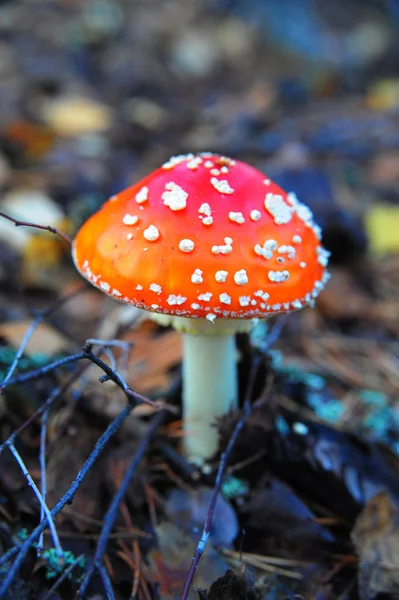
[182,332,238,462]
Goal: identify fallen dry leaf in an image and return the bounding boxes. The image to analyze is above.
[316,267,371,321]
[46,424,106,531]
[0,320,70,357]
[143,522,229,600]
[123,320,182,395]
[104,438,148,511]
[352,491,399,599]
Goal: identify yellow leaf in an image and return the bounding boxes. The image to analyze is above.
[365,205,399,254]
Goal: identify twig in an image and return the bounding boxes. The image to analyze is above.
[0,338,140,460]
[159,442,198,479]
[68,338,133,400]
[43,530,150,541]
[1,352,87,388]
[222,549,306,567]
[58,508,150,537]
[0,366,84,458]
[8,443,64,562]
[2,343,177,412]
[86,338,133,353]
[86,338,133,374]
[0,403,134,597]
[227,448,267,474]
[264,313,290,349]
[78,410,165,598]
[97,561,116,600]
[131,539,141,599]
[37,405,50,555]
[0,339,168,598]
[103,347,117,372]
[223,551,302,580]
[0,210,71,245]
[83,343,176,412]
[180,355,271,600]
[116,503,145,598]
[0,286,86,392]
[0,319,43,390]
[180,316,282,597]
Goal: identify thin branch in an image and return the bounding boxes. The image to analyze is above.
[65,338,132,404]
[264,313,290,348]
[0,403,134,596]
[86,339,133,372]
[2,344,176,413]
[86,338,133,352]
[180,357,272,600]
[0,366,84,458]
[0,352,88,388]
[78,410,165,597]
[37,405,50,555]
[0,337,171,598]
[103,347,117,372]
[0,286,86,392]
[96,560,116,600]
[43,529,150,541]
[83,343,176,411]
[0,319,43,390]
[8,443,64,562]
[0,210,71,245]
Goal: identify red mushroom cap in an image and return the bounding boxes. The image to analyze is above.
[72,153,330,323]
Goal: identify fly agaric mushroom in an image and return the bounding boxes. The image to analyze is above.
[72,152,330,462]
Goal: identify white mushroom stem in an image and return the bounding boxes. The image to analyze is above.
[149,314,254,463]
[182,332,238,462]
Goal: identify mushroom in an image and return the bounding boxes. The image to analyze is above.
[72,152,330,462]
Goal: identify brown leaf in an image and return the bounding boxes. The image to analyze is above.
[369,151,399,187]
[316,268,371,321]
[143,522,229,600]
[104,439,148,512]
[123,320,182,395]
[352,491,399,599]
[0,320,70,357]
[239,478,334,560]
[46,425,105,531]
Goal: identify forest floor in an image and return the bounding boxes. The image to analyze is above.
[0,1,399,598]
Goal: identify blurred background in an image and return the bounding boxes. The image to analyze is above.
[0,3,399,598]
[0,0,399,268]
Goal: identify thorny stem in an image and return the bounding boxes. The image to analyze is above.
[78,410,165,597]
[0,210,72,245]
